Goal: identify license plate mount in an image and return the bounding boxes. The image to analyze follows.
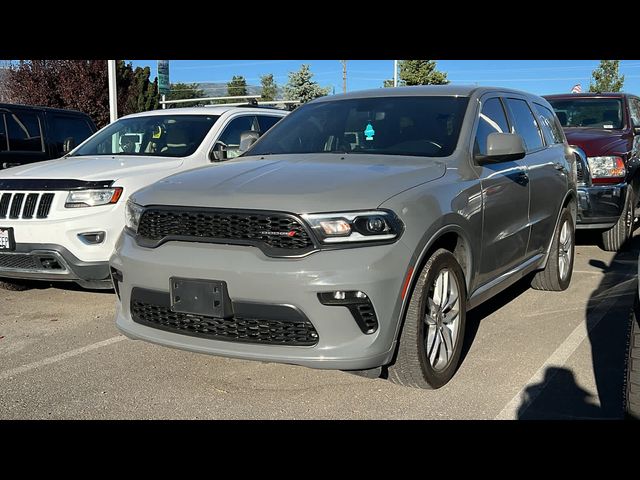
[0,227,15,251]
[170,277,233,318]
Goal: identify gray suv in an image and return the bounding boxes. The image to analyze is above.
[111,86,577,389]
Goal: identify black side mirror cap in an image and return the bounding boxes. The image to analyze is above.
[63,137,76,154]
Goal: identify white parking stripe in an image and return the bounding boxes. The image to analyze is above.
[0,336,126,381]
[495,278,634,420]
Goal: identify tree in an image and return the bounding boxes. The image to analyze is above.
[284,64,330,103]
[398,60,449,86]
[6,60,159,128]
[383,79,394,88]
[589,60,625,92]
[260,74,278,101]
[165,82,205,107]
[227,75,247,97]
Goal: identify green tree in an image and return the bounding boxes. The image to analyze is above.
[227,75,248,97]
[165,82,205,107]
[398,60,449,86]
[589,60,625,92]
[260,74,278,101]
[383,79,394,88]
[117,62,159,115]
[284,64,330,103]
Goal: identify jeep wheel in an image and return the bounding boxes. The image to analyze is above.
[388,248,466,389]
[0,278,31,291]
[602,188,635,252]
[625,297,640,419]
[531,207,575,291]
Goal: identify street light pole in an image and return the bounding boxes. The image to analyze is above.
[108,60,118,123]
[341,60,347,93]
[393,60,398,87]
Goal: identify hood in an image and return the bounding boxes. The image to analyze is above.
[133,153,446,213]
[0,155,184,182]
[563,128,632,157]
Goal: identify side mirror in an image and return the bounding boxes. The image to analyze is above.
[209,141,228,162]
[634,126,640,135]
[63,137,76,154]
[475,132,526,164]
[239,130,260,152]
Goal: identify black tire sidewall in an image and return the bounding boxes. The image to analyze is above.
[415,250,467,388]
[554,208,575,291]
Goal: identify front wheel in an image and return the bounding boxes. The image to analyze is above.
[602,187,635,252]
[531,207,575,291]
[625,297,640,418]
[388,248,467,389]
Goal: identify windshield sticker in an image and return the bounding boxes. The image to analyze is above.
[364,123,375,141]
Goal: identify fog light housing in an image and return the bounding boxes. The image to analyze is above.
[318,290,378,334]
[78,231,106,245]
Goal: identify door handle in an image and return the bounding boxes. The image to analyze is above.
[515,171,529,186]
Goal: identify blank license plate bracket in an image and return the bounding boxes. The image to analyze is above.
[170,277,233,318]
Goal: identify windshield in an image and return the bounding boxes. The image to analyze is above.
[248,96,470,158]
[71,114,220,157]
[547,98,624,129]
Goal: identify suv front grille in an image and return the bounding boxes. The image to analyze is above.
[131,288,319,346]
[0,192,55,219]
[136,207,315,256]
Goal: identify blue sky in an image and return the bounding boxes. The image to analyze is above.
[129,60,640,96]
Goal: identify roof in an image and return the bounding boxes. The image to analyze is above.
[311,84,550,102]
[543,92,630,100]
[122,106,288,119]
[0,102,91,116]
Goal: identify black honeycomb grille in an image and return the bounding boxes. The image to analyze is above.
[0,253,38,270]
[137,207,314,255]
[131,299,319,346]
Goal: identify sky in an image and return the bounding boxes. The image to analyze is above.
[129,59,640,96]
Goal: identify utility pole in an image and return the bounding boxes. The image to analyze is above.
[341,60,347,93]
[107,60,118,123]
[393,60,398,87]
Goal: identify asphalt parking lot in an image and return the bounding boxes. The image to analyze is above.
[0,232,637,420]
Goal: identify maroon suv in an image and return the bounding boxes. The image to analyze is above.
[544,93,640,251]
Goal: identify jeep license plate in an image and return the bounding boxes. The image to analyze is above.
[170,277,233,318]
[0,227,15,251]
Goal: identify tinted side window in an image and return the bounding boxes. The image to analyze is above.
[0,115,7,152]
[505,98,544,151]
[474,97,510,155]
[629,98,640,127]
[218,116,258,147]
[257,115,282,133]
[6,111,44,152]
[534,103,564,144]
[51,115,94,154]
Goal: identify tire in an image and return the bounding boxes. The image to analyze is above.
[625,297,640,419]
[602,187,635,252]
[0,278,31,291]
[531,207,575,291]
[388,248,466,389]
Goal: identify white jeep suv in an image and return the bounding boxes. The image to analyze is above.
[0,105,287,290]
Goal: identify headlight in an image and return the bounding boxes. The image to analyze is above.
[586,156,626,183]
[302,210,403,244]
[125,200,145,233]
[65,188,123,208]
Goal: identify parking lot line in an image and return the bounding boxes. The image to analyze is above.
[0,336,125,381]
[494,280,632,419]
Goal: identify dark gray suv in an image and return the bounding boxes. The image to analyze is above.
[111,86,578,389]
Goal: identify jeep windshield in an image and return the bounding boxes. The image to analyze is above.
[547,98,624,129]
[248,96,469,158]
[70,114,220,158]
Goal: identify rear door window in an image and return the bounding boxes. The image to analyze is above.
[257,115,283,133]
[6,110,44,152]
[505,98,545,151]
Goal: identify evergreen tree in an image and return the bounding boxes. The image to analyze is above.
[227,75,248,97]
[260,74,278,101]
[283,64,330,103]
[398,60,449,86]
[589,60,625,92]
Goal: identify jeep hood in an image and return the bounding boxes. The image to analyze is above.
[0,156,184,182]
[133,153,446,212]
[563,128,631,157]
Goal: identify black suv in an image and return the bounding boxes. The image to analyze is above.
[0,103,97,169]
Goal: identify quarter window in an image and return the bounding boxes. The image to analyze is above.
[505,98,544,151]
[6,111,44,152]
[534,103,565,144]
[257,115,282,133]
[474,97,510,155]
[51,115,94,154]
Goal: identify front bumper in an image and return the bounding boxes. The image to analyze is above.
[0,243,111,288]
[111,233,412,370]
[576,183,627,229]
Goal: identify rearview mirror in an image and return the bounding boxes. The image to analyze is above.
[239,130,260,152]
[63,137,76,154]
[475,132,526,164]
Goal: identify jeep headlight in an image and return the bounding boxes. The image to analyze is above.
[125,200,145,233]
[302,210,403,244]
[65,188,123,208]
